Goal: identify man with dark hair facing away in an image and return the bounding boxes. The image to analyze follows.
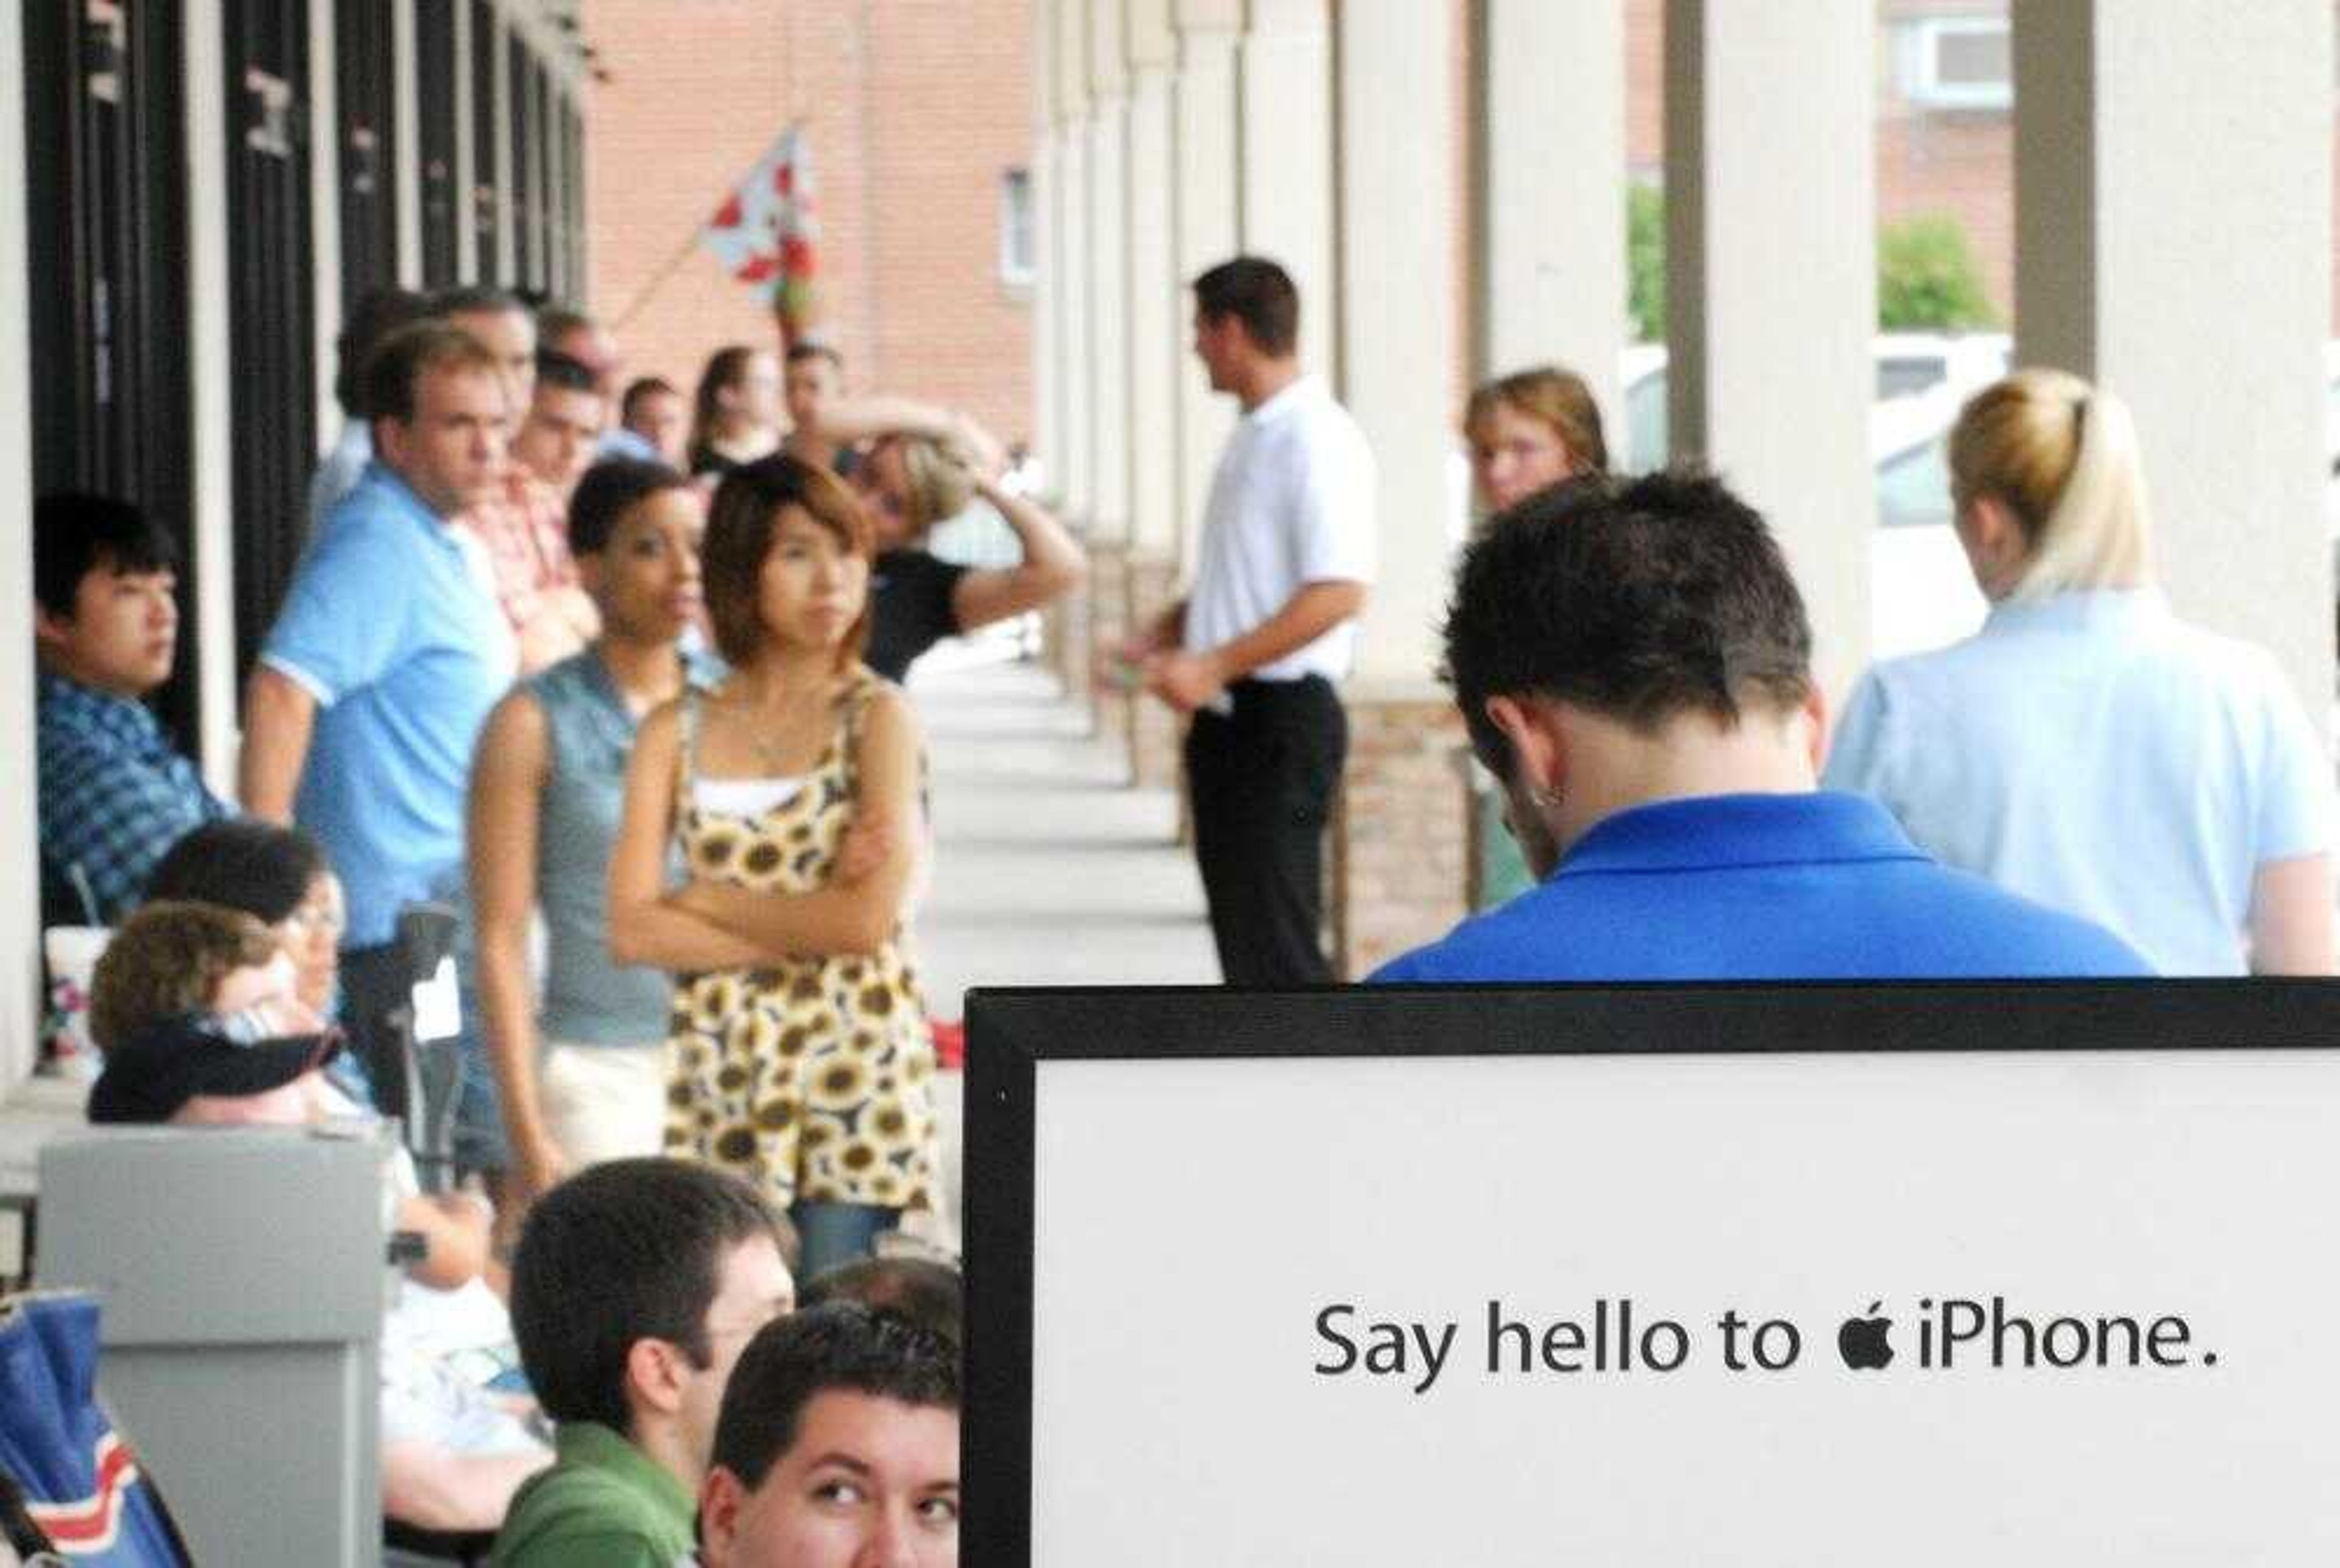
[310,286,437,533]
[697,1303,960,1568]
[490,1158,797,1567]
[34,492,231,924]
[797,1255,963,1347]
[1124,255,1377,987]
[1371,472,2151,982]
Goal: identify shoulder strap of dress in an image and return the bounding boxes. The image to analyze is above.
[676,686,702,802]
[835,668,880,781]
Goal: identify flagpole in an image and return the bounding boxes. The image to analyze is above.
[610,225,706,333]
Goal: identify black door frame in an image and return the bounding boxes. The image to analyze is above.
[23,0,201,753]
[221,0,317,684]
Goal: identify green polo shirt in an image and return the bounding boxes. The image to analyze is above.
[489,1421,697,1568]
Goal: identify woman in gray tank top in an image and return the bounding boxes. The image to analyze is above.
[466,460,712,1210]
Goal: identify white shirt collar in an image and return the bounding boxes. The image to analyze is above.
[1243,373,1323,426]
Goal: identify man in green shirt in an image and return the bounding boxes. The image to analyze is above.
[492,1159,796,1566]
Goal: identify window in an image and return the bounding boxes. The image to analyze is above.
[999,167,1035,286]
[1899,16,2012,112]
[1876,438,1955,530]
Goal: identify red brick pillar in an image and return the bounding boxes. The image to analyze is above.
[1085,541,1134,762]
[1332,698,1472,977]
[1125,554,1184,788]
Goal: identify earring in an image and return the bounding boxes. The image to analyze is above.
[1529,780,1564,811]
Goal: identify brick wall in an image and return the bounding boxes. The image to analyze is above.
[583,0,1035,447]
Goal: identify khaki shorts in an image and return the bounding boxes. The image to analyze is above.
[539,1041,667,1168]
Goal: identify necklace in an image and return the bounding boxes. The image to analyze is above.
[729,682,831,770]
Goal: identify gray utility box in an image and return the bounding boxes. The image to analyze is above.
[39,1123,390,1567]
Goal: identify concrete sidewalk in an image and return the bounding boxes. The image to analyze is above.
[906,651,1219,1017]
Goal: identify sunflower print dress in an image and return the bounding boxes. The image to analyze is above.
[664,672,938,1214]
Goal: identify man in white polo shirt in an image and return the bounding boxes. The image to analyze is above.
[1130,256,1376,986]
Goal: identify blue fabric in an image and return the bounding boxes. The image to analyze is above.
[1825,589,2333,975]
[0,1293,188,1564]
[597,427,658,463]
[261,462,512,948]
[791,1200,902,1283]
[1370,792,2152,983]
[525,647,711,1045]
[36,673,232,924]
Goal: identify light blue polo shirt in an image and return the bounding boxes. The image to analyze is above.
[1369,792,2149,983]
[263,462,516,949]
[1824,589,2333,976]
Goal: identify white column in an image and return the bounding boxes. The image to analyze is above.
[1239,0,1335,377]
[1663,0,1874,696]
[2013,1,2333,716]
[392,0,423,288]
[308,0,344,455]
[1172,1,1241,575]
[0,2,40,1088]
[1479,0,1627,437]
[1053,0,1093,525]
[453,0,478,282]
[1084,0,1131,548]
[1338,0,1458,694]
[185,1,239,792]
[491,5,516,283]
[1124,1,1179,564]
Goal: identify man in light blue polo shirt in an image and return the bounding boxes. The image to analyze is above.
[1371,474,2150,984]
[241,321,517,1109]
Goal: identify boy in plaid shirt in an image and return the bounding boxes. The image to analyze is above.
[34,492,229,924]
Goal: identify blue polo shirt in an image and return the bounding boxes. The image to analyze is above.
[262,462,515,949]
[1370,792,2152,983]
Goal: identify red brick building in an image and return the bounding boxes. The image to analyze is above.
[584,0,1038,446]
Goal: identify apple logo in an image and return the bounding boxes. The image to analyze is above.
[1838,1302,1894,1371]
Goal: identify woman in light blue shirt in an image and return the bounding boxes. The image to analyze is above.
[1825,369,2334,975]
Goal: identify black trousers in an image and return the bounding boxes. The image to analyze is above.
[1184,676,1347,987]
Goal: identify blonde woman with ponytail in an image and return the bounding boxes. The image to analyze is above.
[1824,369,2335,975]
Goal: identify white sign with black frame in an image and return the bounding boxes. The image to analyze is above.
[964,982,2340,1566]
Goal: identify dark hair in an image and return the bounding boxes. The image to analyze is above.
[622,376,681,422]
[34,493,179,619]
[710,1303,960,1491]
[363,321,504,425]
[509,1158,789,1436]
[335,288,436,417]
[569,458,693,557]
[1192,255,1299,357]
[784,341,843,370]
[1445,470,1814,776]
[690,344,764,470]
[145,820,328,924]
[431,283,527,321]
[536,303,594,347]
[799,1256,963,1345]
[701,454,873,668]
[534,348,600,397]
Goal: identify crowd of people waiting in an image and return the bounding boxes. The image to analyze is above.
[31,281,1070,1556]
[23,250,2338,1559]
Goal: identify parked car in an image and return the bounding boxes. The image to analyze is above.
[1620,335,2008,659]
